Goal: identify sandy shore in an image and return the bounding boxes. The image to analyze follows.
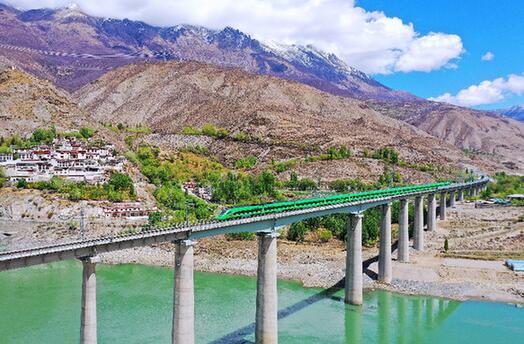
[100,203,524,304]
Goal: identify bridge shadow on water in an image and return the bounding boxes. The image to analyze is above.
[210,240,399,344]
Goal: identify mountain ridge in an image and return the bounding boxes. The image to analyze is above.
[1,2,523,173]
[0,2,414,102]
[494,105,524,122]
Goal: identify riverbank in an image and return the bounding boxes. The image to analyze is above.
[100,203,524,304]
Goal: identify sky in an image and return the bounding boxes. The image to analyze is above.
[4,0,524,109]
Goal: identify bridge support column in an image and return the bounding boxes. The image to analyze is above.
[397,199,409,263]
[172,240,195,344]
[439,193,447,221]
[345,213,363,305]
[450,191,456,208]
[80,255,100,344]
[458,190,464,202]
[414,196,424,250]
[427,193,436,232]
[256,232,279,344]
[379,203,392,283]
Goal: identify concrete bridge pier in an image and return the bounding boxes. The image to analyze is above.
[427,193,436,232]
[256,231,279,344]
[397,199,409,263]
[439,193,447,221]
[413,196,424,250]
[172,240,195,344]
[80,255,100,344]
[449,191,456,208]
[378,203,392,283]
[458,190,464,202]
[345,213,363,305]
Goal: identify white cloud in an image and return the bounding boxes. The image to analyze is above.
[4,0,465,75]
[429,73,524,107]
[481,51,494,61]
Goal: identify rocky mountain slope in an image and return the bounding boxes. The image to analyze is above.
[74,60,511,176]
[1,3,522,170]
[368,99,524,172]
[0,56,90,136]
[495,105,524,122]
[0,3,411,101]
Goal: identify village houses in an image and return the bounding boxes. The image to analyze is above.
[0,136,124,183]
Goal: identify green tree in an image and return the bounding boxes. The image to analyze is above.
[79,127,95,139]
[148,211,163,226]
[108,173,134,193]
[16,179,28,188]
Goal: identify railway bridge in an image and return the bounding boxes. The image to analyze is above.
[0,178,488,343]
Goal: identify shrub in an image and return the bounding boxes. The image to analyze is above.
[108,173,135,193]
[372,147,399,164]
[444,238,449,252]
[225,232,256,241]
[16,179,28,188]
[235,156,257,169]
[31,127,56,145]
[124,135,135,147]
[182,126,201,135]
[318,228,333,242]
[272,159,298,173]
[287,222,307,242]
[233,132,249,142]
[79,127,95,139]
[180,145,209,155]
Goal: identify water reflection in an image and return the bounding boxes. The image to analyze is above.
[345,292,460,344]
[345,305,362,344]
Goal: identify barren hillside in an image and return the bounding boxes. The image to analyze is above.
[369,99,524,172]
[0,57,91,136]
[74,60,508,177]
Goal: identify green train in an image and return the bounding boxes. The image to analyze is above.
[216,182,451,220]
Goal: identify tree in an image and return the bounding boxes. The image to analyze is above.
[79,127,95,139]
[148,211,163,226]
[108,173,135,194]
[16,179,28,188]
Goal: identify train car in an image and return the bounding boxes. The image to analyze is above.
[216,182,451,220]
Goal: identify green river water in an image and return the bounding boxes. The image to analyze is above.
[0,261,522,343]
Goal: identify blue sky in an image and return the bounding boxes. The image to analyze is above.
[358,0,524,109]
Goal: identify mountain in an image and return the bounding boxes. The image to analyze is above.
[74,60,512,179]
[0,56,90,136]
[0,3,414,101]
[367,99,524,172]
[494,105,524,122]
[1,3,523,172]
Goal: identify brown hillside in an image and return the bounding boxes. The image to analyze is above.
[74,60,509,177]
[368,100,524,172]
[0,57,90,136]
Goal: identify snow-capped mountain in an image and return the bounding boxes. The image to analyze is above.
[0,3,415,101]
[495,105,524,122]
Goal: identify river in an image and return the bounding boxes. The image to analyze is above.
[0,261,522,343]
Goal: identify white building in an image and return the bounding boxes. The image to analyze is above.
[0,137,124,183]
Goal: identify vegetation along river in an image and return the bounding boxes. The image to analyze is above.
[0,261,522,343]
